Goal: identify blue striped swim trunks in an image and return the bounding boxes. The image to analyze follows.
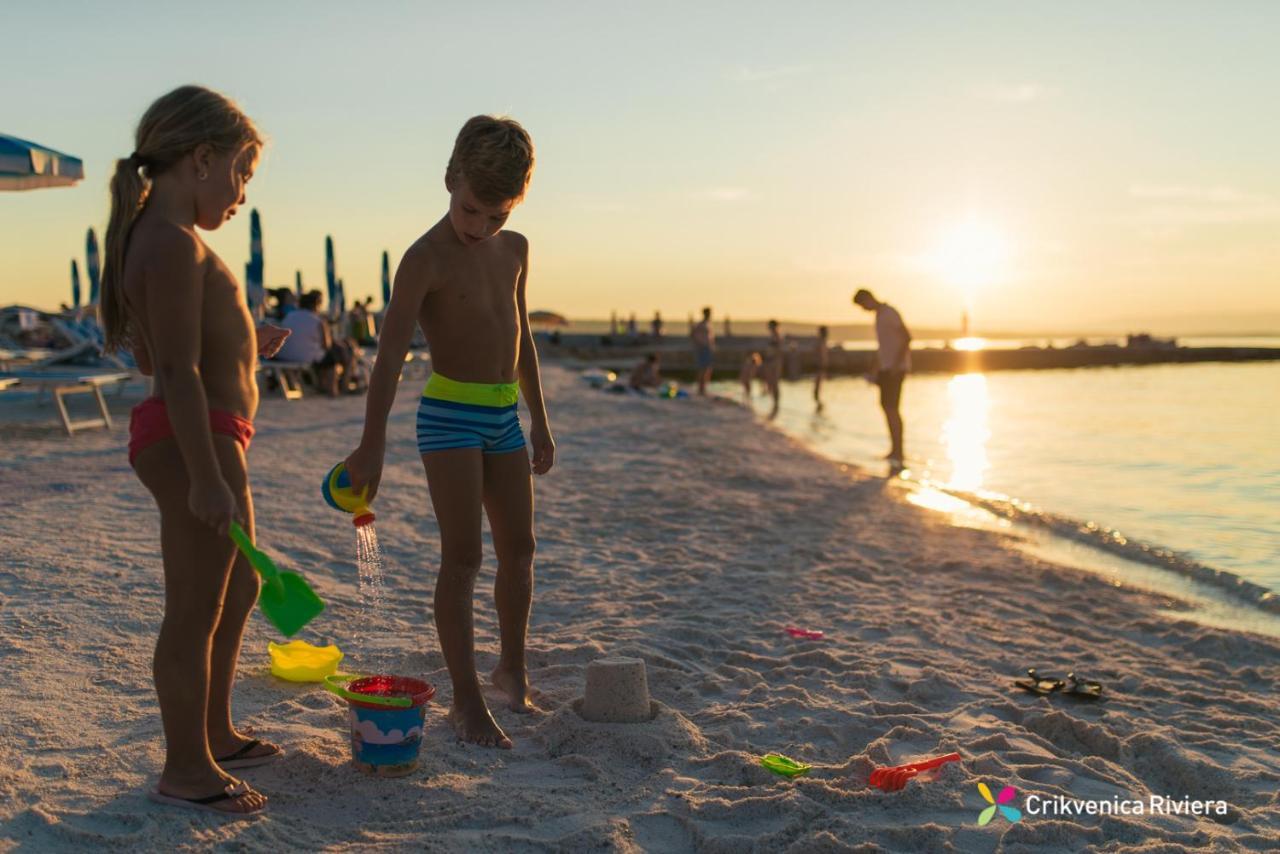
[416,372,526,456]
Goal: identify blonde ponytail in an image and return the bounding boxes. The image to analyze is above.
[100,155,149,352]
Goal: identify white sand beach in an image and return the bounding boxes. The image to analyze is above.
[1,364,1277,852]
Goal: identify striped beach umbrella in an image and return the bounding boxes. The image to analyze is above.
[70,260,81,308]
[0,134,83,191]
[85,228,101,305]
[325,236,336,310]
[381,251,391,307]
[295,270,303,298]
[244,209,264,315]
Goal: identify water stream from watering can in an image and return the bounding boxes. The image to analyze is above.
[353,522,391,673]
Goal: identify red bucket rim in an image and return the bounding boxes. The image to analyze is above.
[346,675,436,710]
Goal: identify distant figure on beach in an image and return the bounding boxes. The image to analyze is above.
[627,313,638,336]
[99,86,282,816]
[853,288,911,465]
[348,298,368,343]
[270,287,296,320]
[629,353,662,390]
[691,306,715,396]
[814,325,829,412]
[345,115,551,750]
[275,291,356,397]
[763,319,783,418]
[651,311,663,339]
[740,352,762,400]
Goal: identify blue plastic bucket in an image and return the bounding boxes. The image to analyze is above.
[342,675,435,776]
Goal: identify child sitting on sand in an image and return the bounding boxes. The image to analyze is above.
[100,86,289,817]
[345,116,553,750]
[629,353,662,390]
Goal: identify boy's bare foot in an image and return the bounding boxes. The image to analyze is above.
[491,665,538,714]
[448,702,513,749]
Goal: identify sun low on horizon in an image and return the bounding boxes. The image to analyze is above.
[2,3,1280,334]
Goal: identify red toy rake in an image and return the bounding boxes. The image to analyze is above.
[869,752,962,792]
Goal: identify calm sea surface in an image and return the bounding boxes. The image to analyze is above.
[719,359,1279,593]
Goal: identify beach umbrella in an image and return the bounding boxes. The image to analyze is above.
[85,228,101,304]
[0,134,84,191]
[244,209,265,315]
[381,251,391,307]
[325,236,336,310]
[70,260,81,308]
[295,270,303,298]
[528,310,569,327]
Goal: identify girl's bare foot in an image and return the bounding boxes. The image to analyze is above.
[155,768,267,815]
[491,665,538,714]
[209,729,284,767]
[448,701,512,749]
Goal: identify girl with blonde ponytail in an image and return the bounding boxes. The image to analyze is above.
[106,85,290,818]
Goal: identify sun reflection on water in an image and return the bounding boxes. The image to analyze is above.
[942,373,990,491]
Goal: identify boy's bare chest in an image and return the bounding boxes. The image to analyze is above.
[431,253,520,312]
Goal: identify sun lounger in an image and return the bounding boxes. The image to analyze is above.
[50,316,136,370]
[259,360,312,400]
[0,369,132,435]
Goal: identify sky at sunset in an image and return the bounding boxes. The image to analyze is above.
[3,1,1278,334]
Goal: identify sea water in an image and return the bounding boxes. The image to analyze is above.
[718,359,1280,604]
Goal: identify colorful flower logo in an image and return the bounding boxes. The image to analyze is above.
[977,782,1023,825]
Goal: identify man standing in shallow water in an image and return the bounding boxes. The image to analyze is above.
[853,288,911,467]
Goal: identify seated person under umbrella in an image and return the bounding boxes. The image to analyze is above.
[273,291,355,396]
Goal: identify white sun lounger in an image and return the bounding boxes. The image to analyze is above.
[0,370,132,435]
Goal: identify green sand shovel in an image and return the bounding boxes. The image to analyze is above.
[760,753,812,778]
[229,522,325,637]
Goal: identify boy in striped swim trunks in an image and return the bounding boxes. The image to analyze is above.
[344,116,553,749]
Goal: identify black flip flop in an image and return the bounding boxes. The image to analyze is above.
[1013,668,1064,695]
[148,781,265,817]
[215,738,285,769]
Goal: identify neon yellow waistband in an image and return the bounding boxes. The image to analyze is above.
[423,371,519,407]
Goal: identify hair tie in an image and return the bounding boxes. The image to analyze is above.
[129,151,148,167]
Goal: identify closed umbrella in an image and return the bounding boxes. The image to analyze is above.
[295,270,303,298]
[86,229,101,305]
[245,209,264,316]
[70,260,81,308]
[0,134,84,191]
[325,236,336,310]
[378,250,389,307]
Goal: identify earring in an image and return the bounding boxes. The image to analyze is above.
[198,172,208,181]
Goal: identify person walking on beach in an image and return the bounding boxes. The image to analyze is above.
[345,116,552,750]
[691,306,715,396]
[100,86,287,817]
[651,311,664,339]
[813,325,829,412]
[853,288,911,465]
[740,352,762,400]
[763,319,783,418]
